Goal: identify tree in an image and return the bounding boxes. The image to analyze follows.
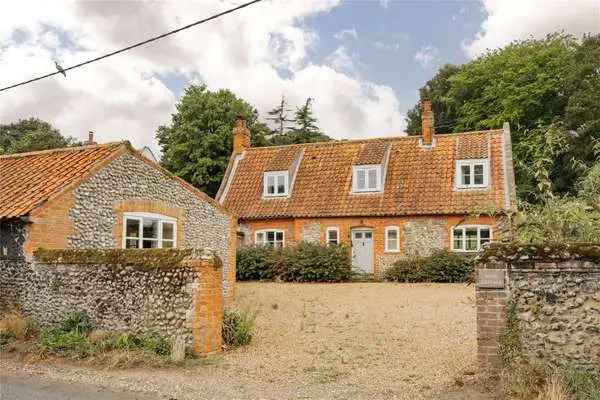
[0,118,76,155]
[266,94,294,139]
[270,98,330,145]
[404,33,600,201]
[157,84,269,198]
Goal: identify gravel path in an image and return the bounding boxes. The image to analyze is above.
[1,282,477,400]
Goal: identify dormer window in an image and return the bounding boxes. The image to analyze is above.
[456,159,489,189]
[264,171,289,197]
[352,165,382,193]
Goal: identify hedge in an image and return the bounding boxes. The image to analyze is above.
[236,242,352,282]
[384,249,474,283]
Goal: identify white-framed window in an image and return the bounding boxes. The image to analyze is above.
[255,229,285,248]
[326,227,339,245]
[263,171,289,197]
[385,226,400,252]
[456,159,489,189]
[352,165,383,193]
[123,212,177,249]
[452,225,491,252]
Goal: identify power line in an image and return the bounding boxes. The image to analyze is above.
[0,0,265,92]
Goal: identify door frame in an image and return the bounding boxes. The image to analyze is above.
[351,228,374,274]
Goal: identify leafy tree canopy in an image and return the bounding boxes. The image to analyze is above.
[0,118,77,155]
[157,84,269,197]
[405,33,600,201]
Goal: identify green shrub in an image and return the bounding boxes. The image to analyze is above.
[236,245,277,280]
[59,312,93,335]
[236,242,352,282]
[40,329,92,358]
[279,242,352,282]
[384,249,473,283]
[115,332,170,356]
[222,308,256,348]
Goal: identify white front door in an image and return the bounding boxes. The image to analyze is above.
[352,229,373,273]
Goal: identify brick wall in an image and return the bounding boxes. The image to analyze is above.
[242,214,497,277]
[0,249,223,355]
[476,245,600,369]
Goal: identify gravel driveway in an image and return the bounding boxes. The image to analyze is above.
[1,282,477,400]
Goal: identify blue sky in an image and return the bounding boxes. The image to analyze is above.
[1,0,598,152]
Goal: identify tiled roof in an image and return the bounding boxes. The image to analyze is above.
[0,143,125,218]
[220,130,510,219]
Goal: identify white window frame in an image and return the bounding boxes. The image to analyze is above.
[456,159,489,189]
[255,229,285,248]
[352,164,383,193]
[451,225,492,252]
[123,212,177,249]
[384,226,400,253]
[263,171,289,197]
[326,227,340,245]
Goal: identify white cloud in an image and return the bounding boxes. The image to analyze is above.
[333,28,357,40]
[0,0,405,155]
[414,45,438,68]
[379,0,390,8]
[464,0,600,58]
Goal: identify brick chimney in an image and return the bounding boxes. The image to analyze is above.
[232,116,250,154]
[85,131,97,145]
[421,100,434,146]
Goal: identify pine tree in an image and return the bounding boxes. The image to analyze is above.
[284,98,330,144]
[266,95,293,138]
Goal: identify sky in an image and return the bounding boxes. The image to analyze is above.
[1,0,599,155]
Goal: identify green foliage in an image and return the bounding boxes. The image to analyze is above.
[511,198,600,244]
[222,308,256,348]
[405,33,600,201]
[236,245,276,281]
[270,97,331,145]
[0,118,78,155]
[277,242,352,282]
[578,162,600,206]
[266,95,294,138]
[157,84,270,197]
[561,365,600,400]
[39,312,172,360]
[498,303,523,367]
[384,249,474,283]
[0,332,15,346]
[236,242,352,282]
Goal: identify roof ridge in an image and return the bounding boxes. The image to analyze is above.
[246,129,503,151]
[0,141,128,159]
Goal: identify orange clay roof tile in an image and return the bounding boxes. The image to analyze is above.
[0,142,125,219]
[222,130,508,219]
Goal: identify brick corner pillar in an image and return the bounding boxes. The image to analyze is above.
[476,262,509,370]
[184,253,224,356]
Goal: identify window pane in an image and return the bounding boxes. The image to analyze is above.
[387,229,398,240]
[465,228,478,251]
[162,240,174,248]
[143,219,159,239]
[474,164,484,185]
[328,230,338,241]
[162,222,174,240]
[480,228,491,247]
[387,240,398,251]
[126,219,140,238]
[256,232,264,244]
[275,231,283,241]
[142,239,159,249]
[276,175,286,194]
[367,168,378,189]
[267,176,275,194]
[267,231,275,242]
[354,232,362,239]
[461,165,471,185]
[364,232,372,239]
[125,238,139,249]
[356,170,366,190]
[453,228,464,250]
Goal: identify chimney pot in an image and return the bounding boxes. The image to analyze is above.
[233,116,251,154]
[421,100,434,146]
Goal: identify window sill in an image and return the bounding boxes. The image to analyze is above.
[351,190,384,195]
[262,194,289,199]
[454,186,489,191]
[384,250,400,254]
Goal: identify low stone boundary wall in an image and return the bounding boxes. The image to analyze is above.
[476,243,600,369]
[0,248,223,355]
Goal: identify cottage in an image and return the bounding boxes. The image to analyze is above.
[0,141,236,299]
[217,101,517,277]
